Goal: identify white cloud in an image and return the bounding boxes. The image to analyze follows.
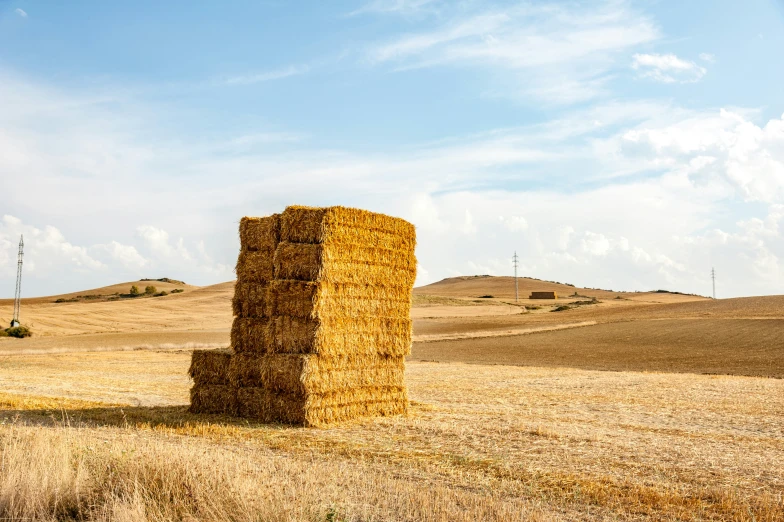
[3,68,784,298]
[14,8,27,17]
[0,216,105,286]
[632,53,706,83]
[93,241,149,272]
[699,52,716,63]
[367,1,659,104]
[223,65,309,86]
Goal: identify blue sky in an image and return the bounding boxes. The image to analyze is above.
[1,0,784,298]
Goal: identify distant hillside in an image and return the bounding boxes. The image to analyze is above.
[415,275,706,301]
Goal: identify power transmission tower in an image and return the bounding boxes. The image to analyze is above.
[512,251,519,303]
[11,235,24,328]
[711,267,716,300]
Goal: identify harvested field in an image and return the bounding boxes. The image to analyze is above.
[412,318,784,378]
[1,275,783,519]
[0,353,782,521]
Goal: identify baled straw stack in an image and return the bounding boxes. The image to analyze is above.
[190,205,417,426]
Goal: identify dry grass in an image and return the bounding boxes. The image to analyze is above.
[1,353,782,521]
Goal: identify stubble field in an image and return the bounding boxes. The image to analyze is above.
[0,276,782,521]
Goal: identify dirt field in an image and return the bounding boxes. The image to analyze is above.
[1,276,783,520]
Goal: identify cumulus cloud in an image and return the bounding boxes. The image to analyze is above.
[632,53,706,83]
[0,215,105,286]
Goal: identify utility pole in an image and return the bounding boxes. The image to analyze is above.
[512,251,519,303]
[12,235,24,327]
[711,267,716,300]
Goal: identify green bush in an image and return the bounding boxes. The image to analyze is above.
[551,305,571,312]
[130,285,140,296]
[170,289,184,294]
[154,291,168,297]
[145,285,157,295]
[5,326,32,338]
[0,330,7,337]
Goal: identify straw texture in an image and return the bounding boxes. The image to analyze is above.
[189,384,237,415]
[188,349,232,385]
[227,353,406,394]
[190,205,416,426]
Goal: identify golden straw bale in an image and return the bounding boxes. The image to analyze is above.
[273,315,412,357]
[189,384,237,415]
[274,241,417,286]
[237,386,408,426]
[235,250,275,284]
[230,317,275,353]
[227,353,406,393]
[280,206,417,251]
[232,282,272,318]
[188,348,232,385]
[272,280,412,320]
[239,214,280,251]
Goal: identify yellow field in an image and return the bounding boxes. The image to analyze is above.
[1,277,782,520]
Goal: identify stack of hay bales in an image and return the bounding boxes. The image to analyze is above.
[189,205,417,426]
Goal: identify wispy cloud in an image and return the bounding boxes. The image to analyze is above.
[632,53,707,83]
[699,52,716,63]
[365,1,659,104]
[222,64,309,86]
[14,8,27,17]
[349,0,440,17]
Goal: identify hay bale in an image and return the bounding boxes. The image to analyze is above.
[274,241,416,285]
[230,317,276,352]
[192,206,417,426]
[239,214,280,251]
[189,384,237,415]
[235,250,275,284]
[273,315,411,357]
[237,386,408,426]
[232,282,272,318]
[272,280,412,320]
[227,353,406,393]
[188,348,232,385]
[280,205,416,251]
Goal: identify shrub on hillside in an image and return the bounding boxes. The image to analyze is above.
[5,326,32,338]
[130,285,140,296]
[170,289,184,294]
[145,286,157,295]
[0,330,7,337]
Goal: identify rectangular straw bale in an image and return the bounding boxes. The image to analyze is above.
[227,353,406,393]
[235,250,275,284]
[188,348,232,385]
[239,214,280,251]
[274,241,417,286]
[189,384,237,415]
[273,315,412,356]
[280,206,417,251]
[230,317,275,353]
[232,282,272,318]
[307,399,408,427]
[272,280,412,320]
[237,386,408,426]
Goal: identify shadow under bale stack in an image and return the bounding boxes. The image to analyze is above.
[189,205,417,426]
